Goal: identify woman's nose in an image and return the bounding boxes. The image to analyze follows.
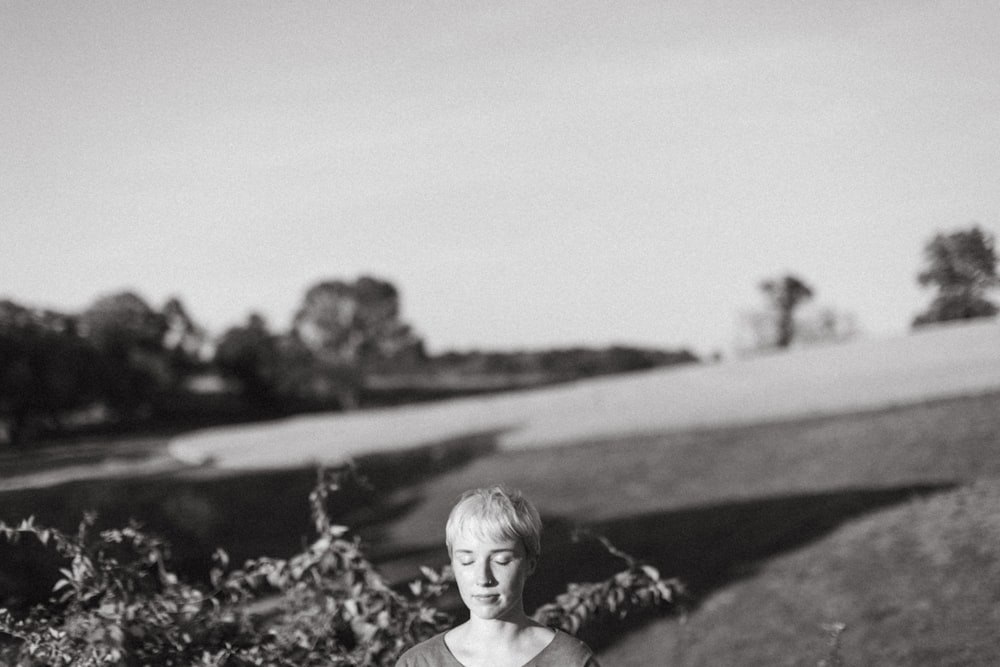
[475,561,495,585]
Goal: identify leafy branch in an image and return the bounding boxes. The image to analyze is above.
[0,466,684,666]
[532,529,685,636]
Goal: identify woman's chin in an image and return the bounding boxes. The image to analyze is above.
[465,595,516,620]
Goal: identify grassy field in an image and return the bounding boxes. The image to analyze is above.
[168,319,1000,468]
[358,391,1000,665]
[3,388,1000,665]
[598,481,1000,666]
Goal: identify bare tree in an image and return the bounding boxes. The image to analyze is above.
[760,274,815,348]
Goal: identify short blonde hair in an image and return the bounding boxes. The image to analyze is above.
[445,486,542,559]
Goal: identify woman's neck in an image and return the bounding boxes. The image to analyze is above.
[463,608,535,640]
[447,610,551,667]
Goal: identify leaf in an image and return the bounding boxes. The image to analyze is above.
[656,581,675,601]
[344,599,360,618]
[213,548,230,569]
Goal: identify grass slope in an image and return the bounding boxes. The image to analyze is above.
[168,319,1000,468]
[3,324,1000,664]
[349,392,1000,664]
[598,481,1000,666]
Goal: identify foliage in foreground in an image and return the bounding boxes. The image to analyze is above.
[0,466,683,666]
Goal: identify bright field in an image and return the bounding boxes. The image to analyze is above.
[169,319,1000,468]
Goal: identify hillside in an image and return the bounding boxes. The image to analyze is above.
[169,319,1000,468]
[598,481,1000,666]
[3,320,1000,664]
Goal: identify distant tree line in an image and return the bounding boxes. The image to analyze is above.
[361,346,697,407]
[3,225,993,446]
[737,224,997,353]
[427,346,694,379]
[0,293,206,446]
[0,277,696,448]
[214,276,426,415]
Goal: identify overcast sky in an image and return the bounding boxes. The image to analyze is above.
[2,1,998,356]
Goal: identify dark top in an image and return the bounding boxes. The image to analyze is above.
[395,629,600,667]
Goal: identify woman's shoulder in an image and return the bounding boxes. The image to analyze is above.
[394,632,454,667]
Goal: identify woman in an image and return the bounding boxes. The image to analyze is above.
[396,486,600,667]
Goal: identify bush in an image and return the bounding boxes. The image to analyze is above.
[0,466,682,666]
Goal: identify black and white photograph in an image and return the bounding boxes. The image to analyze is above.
[2,2,999,665]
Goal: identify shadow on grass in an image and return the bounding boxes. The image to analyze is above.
[0,435,954,656]
[345,481,955,653]
[524,483,953,651]
[0,430,501,611]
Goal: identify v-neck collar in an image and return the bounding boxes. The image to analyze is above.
[440,628,561,667]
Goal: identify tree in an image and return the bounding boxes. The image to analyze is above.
[759,274,815,348]
[214,313,281,410]
[78,291,170,420]
[161,296,206,377]
[292,276,422,367]
[78,291,168,354]
[290,276,424,408]
[0,301,101,446]
[913,225,999,327]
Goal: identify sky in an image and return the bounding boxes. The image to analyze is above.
[2,1,999,357]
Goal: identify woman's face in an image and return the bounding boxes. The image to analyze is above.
[450,527,536,622]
